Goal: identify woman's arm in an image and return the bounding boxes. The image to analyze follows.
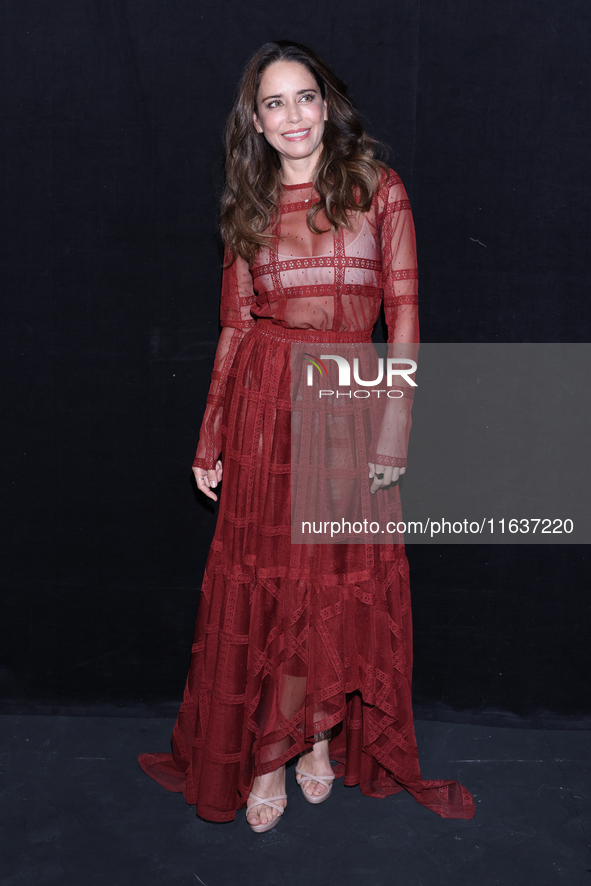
[192,249,257,500]
[368,170,419,494]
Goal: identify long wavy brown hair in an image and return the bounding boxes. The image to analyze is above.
[220,41,389,265]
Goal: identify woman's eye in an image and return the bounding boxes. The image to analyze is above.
[267,100,282,109]
[300,93,315,102]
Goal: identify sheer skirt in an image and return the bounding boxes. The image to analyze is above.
[138,320,475,822]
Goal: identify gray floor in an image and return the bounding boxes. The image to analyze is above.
[0,715,589,885]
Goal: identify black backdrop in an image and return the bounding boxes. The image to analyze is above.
[2,0,590,723]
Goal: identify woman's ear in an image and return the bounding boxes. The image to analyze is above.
[253,112,263,134]
[323,99,328,121]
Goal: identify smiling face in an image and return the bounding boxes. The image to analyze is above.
[253,60,328,180]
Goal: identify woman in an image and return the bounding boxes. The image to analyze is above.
[138,40,474,832]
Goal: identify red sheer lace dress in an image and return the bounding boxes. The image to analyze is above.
[138,170,475,822]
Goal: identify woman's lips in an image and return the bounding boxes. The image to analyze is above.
[282,128,311,141]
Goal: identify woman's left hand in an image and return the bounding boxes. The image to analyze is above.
[367,463,406,494]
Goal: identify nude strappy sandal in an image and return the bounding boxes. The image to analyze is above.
[246,792,288,833]
[295,766,336,804]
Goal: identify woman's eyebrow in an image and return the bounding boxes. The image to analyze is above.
[260,88,318,103]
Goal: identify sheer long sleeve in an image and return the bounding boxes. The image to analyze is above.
[192,250,257,471]
[368,172,420,468]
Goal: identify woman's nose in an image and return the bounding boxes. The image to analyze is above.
[286,101,302,123]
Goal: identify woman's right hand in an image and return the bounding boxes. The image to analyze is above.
[193,460,223,501]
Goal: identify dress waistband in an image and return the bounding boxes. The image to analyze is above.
[252,318,373,344]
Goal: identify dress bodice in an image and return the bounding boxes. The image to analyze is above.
[193,169,419,470]
[220,170,418,338]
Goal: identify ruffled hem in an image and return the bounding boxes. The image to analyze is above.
[138,685,475,822]
[138,553,474,823]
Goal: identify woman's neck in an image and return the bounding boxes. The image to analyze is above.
[279,156,319,186]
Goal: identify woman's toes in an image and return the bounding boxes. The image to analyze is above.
[300,776,325,797]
